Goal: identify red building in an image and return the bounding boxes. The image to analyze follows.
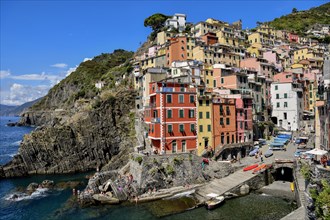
[288,33,299,43]
[144,81,197,154]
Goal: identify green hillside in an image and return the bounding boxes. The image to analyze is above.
[31,49,134,110]
[267,2,330,35]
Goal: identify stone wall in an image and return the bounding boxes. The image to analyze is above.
[129,153,233,193]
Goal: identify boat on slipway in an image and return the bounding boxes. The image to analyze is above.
[243,164,258,171]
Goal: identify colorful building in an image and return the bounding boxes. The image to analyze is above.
[144,81,197,154]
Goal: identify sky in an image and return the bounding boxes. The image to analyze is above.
[0,0,328,106]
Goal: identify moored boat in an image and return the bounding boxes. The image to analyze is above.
[252,164,266,174]
[205,195,225,210]
[243,164,258,171]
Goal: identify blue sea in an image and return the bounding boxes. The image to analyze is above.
[0,117,296,220]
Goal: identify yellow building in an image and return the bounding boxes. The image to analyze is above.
[257,24,277,37]
[197,90,213,156]
[247,43,262,58]
[248,32,275,45]
[293,48,310,63]
[193,44,241,68]
[309,81,318,113]
[216,26,244,47]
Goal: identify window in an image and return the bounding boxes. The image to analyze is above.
[167,109,172,118]
[240,121,243,129]
[189,109,195,118]
[226,118,230,125]
[206,112,210,119]
[179,94,184,103]
[199,100,203,106]
[284,102,288,108]
[220,105,224,115]
[179,109,184,118]
[190,124,195,132]
[207,124,211,132]
[284,93,288,98]
[190,95,195,103]
[172,141,177,153]
[227,135,230,144]
[277,102,280,108]
[276,94,279,99]
[166,94,172,103]
[206,79,209,84]
[221,133,224,144]
[182,140,186,153]
[168,124,173,133]
[240,110,243,116]
[213,80,216,88]
[226,106,230,115]
[232,134,234,143]
[284,113,287,120]
[199,112,203,119]
[220,118,224,125]
[199,125,203,132]
[206,100,209,106]
[179,124,184,132]
[221,78,224,84]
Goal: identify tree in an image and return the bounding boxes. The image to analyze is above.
[292,8,298,13]
[144,13,170,32]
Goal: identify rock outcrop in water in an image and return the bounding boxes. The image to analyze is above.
[0,50,137,178]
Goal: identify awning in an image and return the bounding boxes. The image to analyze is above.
[305,148,328,156]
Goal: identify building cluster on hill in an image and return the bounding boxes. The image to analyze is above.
[131,13,330,159]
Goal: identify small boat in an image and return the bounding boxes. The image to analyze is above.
[253,164,266,174]
[243,164,258,171]
[264,149,273,158]
[205,195,225,210]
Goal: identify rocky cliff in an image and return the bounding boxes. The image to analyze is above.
[0,50,137,178]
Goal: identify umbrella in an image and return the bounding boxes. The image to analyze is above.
[305,148,328,156]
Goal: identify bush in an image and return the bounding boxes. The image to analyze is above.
[173,156,183,165]
[135,156,143,165]
[166,164,175,175]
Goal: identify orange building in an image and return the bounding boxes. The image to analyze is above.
[166,36,187,66]
[212,97,237,149]
[144,81,197,154]
[201,32,218,45]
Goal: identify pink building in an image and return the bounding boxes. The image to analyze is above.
[263,50,282,72]
[213,64,248,90]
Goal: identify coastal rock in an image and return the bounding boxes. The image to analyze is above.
[26,182,39,194]
[240,184,250,195]
[0,90,136,178]
[41,180,54,188]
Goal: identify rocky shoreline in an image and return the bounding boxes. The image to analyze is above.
[0,90,137,178]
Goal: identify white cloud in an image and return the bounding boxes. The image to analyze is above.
[66,66,77,77]
[0,70,11,78]
[1,83,50,106]
[83,58,92,62]
[51,63,68,68]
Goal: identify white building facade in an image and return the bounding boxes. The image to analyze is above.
[271,82,303,131]
[165,13,186,32]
